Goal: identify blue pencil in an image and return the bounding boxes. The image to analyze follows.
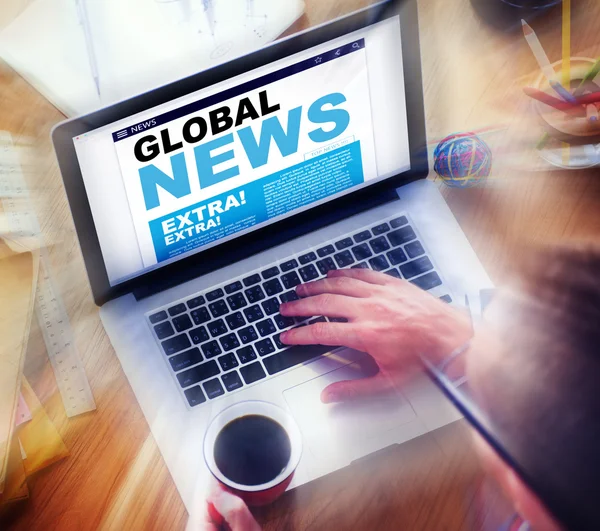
[549,80,578,103]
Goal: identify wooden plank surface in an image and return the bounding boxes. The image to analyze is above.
[0,0,599,529]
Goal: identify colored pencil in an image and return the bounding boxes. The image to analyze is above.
[578,92,600,106]
[549,80,579,103]
[574,58,600,97]
[562,0,571,89]
[586,104,599,124]
[522,20,557,83]
[523,87,585,115]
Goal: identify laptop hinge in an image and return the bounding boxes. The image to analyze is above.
[132,187,399,302]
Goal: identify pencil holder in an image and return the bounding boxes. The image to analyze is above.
[532,58,600,169]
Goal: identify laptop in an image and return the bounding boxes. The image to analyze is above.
[52,0,492,511]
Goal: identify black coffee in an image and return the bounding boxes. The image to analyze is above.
[214,414,291,486]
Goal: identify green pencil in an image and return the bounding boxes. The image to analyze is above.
[574,58,600,97]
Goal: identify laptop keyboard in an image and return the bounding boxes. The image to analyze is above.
[147,214,453,408]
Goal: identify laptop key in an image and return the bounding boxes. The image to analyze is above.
[176,360,220,388]
[309,316,327,325]
[273,333,286,350]
[316,257,337,275]
[351,262,369,269]
[263,344,333,375]
[439,294,453,303]
[169,347,203,372]
[255,338,275,357]
[390,216,408,228]
[240,362,266,384]
[333,250,354,268]
[154,321,175,339]
[207,319,228,337]
[226,292,247,311]
[369,255,390,271]
[317,244,335,258]
[238,325,258,344]
[411,271,442,291]
[405,240,425,259]
[261,266,280,279]
[149,310,168,324]
[280,291,299,303]
[256,318,276,337]
[387,247,408,265]
[334,237,354,250]
[184,386,206,407]
[274,314,294,330]
[218,352,239,372]
[225,312,245,330]
[222,372,243,392]
[209,299,229,318]
[353,230,371,243]
[370,236,390,254]
[245,285,265,303]
[206,288,224,302]
[388,225,417,247]
[191,307,211,325]
[262,298,280,315]
[243,304,264,322]
[317,244,335,257]
[329,317,348,323]
[173,314,193,332]
[280,259,298,272]
[201,340,222,358]
[264,278,283,296]
[190,326,210,344]
[298,251,317,265]
[168,303,186,317]
[352,243,372,261]
[299,264,319,282]
[385,268,402,279]
[162,334,191,356]
[400,256,434,279]
[281,271,301,289]
[186,296,205,309]
[236,345,257,364]
[224,281,243,294]
[203,378,225,399]
[243,274,261,287]
[372,222,390,235]
[219,333,240,352]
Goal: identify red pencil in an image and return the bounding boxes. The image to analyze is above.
[523,87,586,115]
[578,92,600,106]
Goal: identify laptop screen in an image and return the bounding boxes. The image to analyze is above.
[73,15,410,287]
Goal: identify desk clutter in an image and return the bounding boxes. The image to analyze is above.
[0,134,92,507]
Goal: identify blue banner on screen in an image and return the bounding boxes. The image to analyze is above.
[149,141,364,262]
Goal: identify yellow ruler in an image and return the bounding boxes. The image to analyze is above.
[0,132,96,417]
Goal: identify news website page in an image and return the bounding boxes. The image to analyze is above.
[74,16,410,286]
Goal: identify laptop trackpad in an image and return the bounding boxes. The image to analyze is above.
[283,358,417,470]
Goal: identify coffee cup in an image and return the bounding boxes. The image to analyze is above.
[203,401,303,507]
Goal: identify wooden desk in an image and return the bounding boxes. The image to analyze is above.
[1,0,599,529]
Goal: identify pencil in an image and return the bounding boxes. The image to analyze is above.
[522,20,557,83]
[573,58,600,97]
[562,0,571,89]
[523,87,584,115]
[578,92,600,106]
[586,104,599,124]
[549,80,579,103]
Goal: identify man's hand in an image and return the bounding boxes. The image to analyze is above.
[280,269,471,403]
